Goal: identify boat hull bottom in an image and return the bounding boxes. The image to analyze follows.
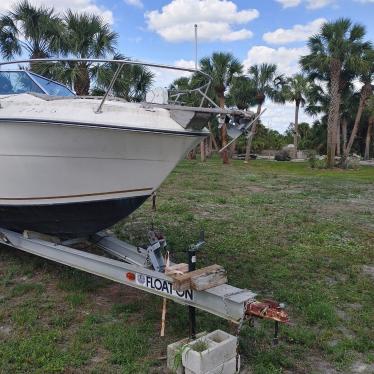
[0,196,149,239]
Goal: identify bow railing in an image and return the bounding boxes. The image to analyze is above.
[0,58,213,113]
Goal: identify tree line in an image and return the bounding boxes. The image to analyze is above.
[171,19,373,167]
[0,1,154,100]
[0,2,373,168]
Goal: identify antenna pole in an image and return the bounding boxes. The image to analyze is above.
[194,24,198,70]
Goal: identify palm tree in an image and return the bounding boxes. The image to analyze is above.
[300,18,371,168]
[0,0,63,64]
[364,95,374,160]
[61,11,118,95]
[93,53,154,102]
[199,52,243,163]
[245,63,284,162]
[282,74,313,157]
[228,76,256,110]
[343,48,374,164]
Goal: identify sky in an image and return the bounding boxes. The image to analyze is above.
[1,0,373,132]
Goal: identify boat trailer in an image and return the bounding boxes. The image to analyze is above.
[0,227,288,340]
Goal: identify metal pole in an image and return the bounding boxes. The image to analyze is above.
[273,321,279,345]
[188,247,197,340]
[194,24,198,70]
[95,63,123,113]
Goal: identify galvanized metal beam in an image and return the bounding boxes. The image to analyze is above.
[0,228,256,322]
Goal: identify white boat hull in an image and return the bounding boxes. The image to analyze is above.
[0,113,203,237]
[0,120,200,204]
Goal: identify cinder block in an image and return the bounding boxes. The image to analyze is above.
[167,332,207,374]
[182,330,237,374]
[185,355,240,374]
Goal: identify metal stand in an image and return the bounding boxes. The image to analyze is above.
[188,231,205,340]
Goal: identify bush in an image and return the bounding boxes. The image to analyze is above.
[307,150,317,168]
[275,150,291,161]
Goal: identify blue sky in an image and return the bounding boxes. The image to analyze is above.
[113,0,374,66]
[1,0,373,131]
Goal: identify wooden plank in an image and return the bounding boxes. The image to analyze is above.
[170,264,227,291]
[191,270,227,291]
[165,263,188,276]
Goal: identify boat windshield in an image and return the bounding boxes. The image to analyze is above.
[29,73,74,96]
[0,71,74,97]
[0,71,44,95]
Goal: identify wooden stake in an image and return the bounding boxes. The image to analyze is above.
[160,298,167,337]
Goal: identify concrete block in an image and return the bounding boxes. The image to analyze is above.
[167,332,207,374]
[185,355,240,374]
[182,330,237,374]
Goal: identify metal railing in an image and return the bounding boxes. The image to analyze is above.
[0,58,214,113]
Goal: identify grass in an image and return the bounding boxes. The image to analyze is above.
[0,158,373,373]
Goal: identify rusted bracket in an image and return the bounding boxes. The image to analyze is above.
[246,299,289,323]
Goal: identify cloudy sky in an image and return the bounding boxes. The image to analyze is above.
[1,0,373,132]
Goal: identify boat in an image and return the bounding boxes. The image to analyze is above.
[0,58,252,238]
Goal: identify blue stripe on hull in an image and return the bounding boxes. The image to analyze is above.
[0,196,149,239]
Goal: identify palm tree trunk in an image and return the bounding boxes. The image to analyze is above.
[219,96,229,164]
[200,139,206,162]
[336,118,341,157]
[208,122,218,152]
[326,60,341,168]
[344,82,372,162]
[208,135,213,157]
[364,118,373,160]
[74,64,90,96]
[245,103,262,162]
[293,100,300,159]
[342,117,347,151]
[30,51,49,73]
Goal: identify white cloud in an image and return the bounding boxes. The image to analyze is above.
[260,101,315,133]
[124,0,143,8]
[175,59,196,71]
[276,0,301,8]
[354,0,374,2]
[151,59,196,89]
[306,0,334,9]
[0,0,114,24]
[145,0,259,42]
[276,0,334,9]
[263,18,326,44]
[243,45,308,76]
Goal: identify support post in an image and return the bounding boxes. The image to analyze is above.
[273,321,279,346]
[188,247,197,340]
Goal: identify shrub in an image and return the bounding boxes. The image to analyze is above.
[275,150,291,161]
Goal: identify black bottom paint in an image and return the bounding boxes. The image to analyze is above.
[0,195,149,239]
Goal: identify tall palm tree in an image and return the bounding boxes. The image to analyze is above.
[0,0,63,64]
[343,48,374,164]
[245,63,284,162]
[61,11,118,95]
[300,18,371,168]
[364,95,374,160]
[199,52,243,164]
[282,74,313,157]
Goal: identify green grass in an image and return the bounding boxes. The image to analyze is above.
[1,158,373,373]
